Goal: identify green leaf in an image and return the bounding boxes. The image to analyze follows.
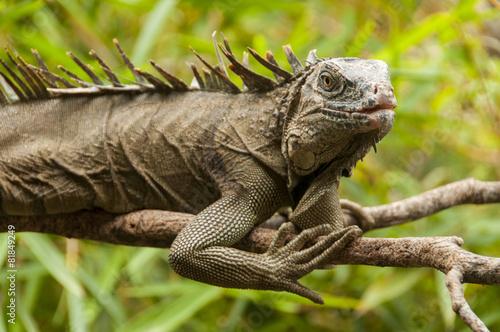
[125,247,163,283]
[67,289,88,332]
[0,235,7,268]
[21,234,83,297]
[118,283,221,332]
[344,19,376,57]
[358,269,425,312]
[77,266,127,325]
[0,0,44,29]
[16,291,40,332]
[131,0,179,65]
[375,12,453,60]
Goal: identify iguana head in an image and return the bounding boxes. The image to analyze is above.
[282,53,397,180]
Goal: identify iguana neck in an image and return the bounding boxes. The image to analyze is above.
[220,86,290,178]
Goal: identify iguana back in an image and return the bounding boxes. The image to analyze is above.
[0,89,284,216]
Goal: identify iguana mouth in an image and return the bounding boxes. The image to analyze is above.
[317,107,395,130]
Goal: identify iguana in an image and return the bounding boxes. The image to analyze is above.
[0,34,396,304]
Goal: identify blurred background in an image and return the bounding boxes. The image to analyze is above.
[0,0,499,331]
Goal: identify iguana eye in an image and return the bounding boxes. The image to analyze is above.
[319,71,343,94]
[322,75,332,87]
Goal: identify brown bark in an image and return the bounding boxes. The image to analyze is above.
[342,178,500,230]
[1,178,499,332]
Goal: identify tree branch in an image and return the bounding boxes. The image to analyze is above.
[1,178,499,331]
[342,178,500,230]
[446,266,489,332]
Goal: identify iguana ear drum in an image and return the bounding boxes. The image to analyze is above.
[287,135,316,171]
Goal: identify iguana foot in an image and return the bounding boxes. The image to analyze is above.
[340,199,375,231]
[264,222,362,304]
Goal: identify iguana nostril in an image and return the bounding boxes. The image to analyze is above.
[371,85,397,109]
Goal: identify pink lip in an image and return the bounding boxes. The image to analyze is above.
[317,107,395,131]
[318,107,394,118]
[356,107,395,114]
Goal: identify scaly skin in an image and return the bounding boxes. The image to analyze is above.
[0,48,396,303]
[0,91,284,215]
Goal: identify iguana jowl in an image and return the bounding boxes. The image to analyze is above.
[0,35,396,303]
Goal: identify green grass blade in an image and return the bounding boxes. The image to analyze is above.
[358,269,425,312]
[21,234,83,297]
[0,0,44,29]
[16,293,40,332]
[77,266,127,325]
[118,283,221,332]
[67,288,88,332]
[131,0,179,65]
[0,235,7,267]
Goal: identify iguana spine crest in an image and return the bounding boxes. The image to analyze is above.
[0,32,317,105]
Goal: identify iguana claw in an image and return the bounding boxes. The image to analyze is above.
[264,223,362,303]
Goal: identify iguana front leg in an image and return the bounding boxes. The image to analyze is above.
[290,163,351,231]
[169,164,360,303]
[286,164,363,271]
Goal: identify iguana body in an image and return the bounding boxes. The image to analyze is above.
[0,92,281,215]
[0,36,396,303]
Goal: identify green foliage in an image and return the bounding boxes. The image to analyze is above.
[1,0,499,331]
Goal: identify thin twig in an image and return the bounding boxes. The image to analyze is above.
[343,178,500,230]
[488,0,500,11]
[446,266,489,332]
